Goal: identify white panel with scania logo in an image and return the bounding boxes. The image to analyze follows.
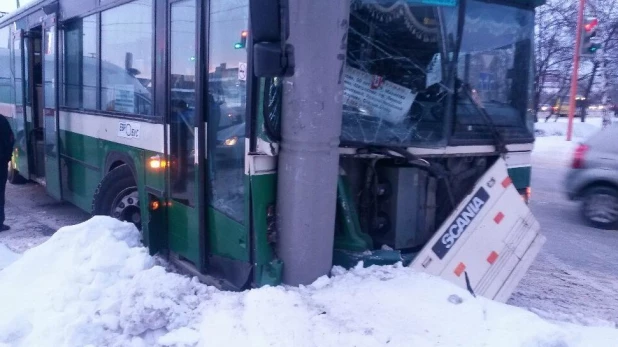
[409,158,546,303]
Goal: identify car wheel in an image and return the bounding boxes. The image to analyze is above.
[581,186,618,230]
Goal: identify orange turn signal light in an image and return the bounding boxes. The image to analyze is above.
[148,155,167,169]
[150,200,160,210]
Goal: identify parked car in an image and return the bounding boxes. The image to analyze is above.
[565,124,618,229]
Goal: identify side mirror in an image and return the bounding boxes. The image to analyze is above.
[249,0,294,77]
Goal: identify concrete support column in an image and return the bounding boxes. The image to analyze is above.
[276,0,351,285]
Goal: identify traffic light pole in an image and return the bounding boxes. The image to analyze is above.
[567,0,585,141]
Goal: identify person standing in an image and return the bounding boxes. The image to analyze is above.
[0,114,14,231]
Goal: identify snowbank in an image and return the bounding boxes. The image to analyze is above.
[534,117,601,139]
[0,217,208,347]
[532,118,603,167]
[0,244,20,271]
[0,217,617,347]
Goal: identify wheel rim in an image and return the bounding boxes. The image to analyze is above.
[584,193,618,225]
[111,187,141,229]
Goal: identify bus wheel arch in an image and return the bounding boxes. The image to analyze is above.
[92,164,141,230]
[104,152,138,179]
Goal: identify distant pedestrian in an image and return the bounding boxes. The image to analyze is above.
[0,114,14,231]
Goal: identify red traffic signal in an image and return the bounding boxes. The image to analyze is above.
[584,18,598,32]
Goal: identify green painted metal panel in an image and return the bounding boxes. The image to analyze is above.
[168,202,201,266]
[60,158,99,212]
[507,166,531,190]
[143,150,166,191]
[208,206,249,262]
[335,175,372,251]
[250,172,277,265]
[59,130,101,169]
[254,260,283,287]
[58,129,103,212]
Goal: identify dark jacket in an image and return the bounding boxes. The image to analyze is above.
[0,114,14,163]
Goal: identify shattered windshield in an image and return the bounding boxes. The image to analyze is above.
[341,0,453,147]
[452,0,535,142]
[340,0,535,148]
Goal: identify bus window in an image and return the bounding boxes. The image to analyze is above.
[0,27,11,114]
[62,15,97,110]
[169,0,196,205]
[207,0,248,224]
[100,0,153,116]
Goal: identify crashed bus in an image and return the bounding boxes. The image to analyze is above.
[0,0,545,300]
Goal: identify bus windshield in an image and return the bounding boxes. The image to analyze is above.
[452,0,535,143]
[340,0,535,148]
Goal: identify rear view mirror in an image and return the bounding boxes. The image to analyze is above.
[249,0,294,77]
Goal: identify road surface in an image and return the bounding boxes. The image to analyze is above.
[508,152,618,326]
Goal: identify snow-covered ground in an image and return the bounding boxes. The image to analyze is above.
[0,217,617,347]
[0,244,20,271]
[507,116,618,328]
[532,116,604,167]
[0,115,616,346]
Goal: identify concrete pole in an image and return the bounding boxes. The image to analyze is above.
[276,0,350,285]
[566,0,585,141]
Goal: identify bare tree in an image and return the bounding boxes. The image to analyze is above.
[534,0,577,120]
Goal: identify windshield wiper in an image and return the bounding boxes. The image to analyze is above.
[448,0,506,155]
[459,82,507,154]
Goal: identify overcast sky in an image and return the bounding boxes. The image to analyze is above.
[0,0,16,13]
[0,0,34,14]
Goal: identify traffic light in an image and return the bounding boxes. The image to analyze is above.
[234,30,249,49]
[580,18,602,57]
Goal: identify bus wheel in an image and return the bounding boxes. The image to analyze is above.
[7,162,27,184]
[92,164,141,230]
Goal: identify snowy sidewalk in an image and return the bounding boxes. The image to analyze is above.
[0,217,617,347]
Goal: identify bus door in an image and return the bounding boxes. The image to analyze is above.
[11,30,30,179]
[166,0,201,268]
[24,28,45,180]
[165,0,251,289]
[41,16,62,200]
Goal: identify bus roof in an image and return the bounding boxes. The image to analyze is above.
[0,0,52,29]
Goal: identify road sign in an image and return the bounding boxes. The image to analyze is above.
[238,62,247,81]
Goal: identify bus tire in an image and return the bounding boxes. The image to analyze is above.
[92,164,142,229]
[7,162,27,185]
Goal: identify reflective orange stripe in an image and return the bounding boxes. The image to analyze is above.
[454,262,466,277]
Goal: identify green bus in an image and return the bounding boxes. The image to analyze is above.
[1,0,542,291]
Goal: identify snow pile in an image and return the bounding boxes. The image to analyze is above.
[0,216,208,347]
[0,244,20,271]
[532,118,602,167]
[1,217,618,347]
[534,117,602,139]
[200,265,618,347]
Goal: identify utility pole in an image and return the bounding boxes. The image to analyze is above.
[277,0,350,285]
[567,0,585,141]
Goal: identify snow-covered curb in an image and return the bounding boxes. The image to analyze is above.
[0,217,617,347]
